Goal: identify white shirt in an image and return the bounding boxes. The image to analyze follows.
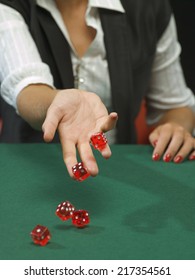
[0,0,195,129]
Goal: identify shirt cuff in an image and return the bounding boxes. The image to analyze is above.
[146,93,195,126]
[1,62,54,111]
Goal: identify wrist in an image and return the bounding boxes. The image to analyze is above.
[17,84,57,130]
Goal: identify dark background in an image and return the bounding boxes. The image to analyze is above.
[170,0,195,93]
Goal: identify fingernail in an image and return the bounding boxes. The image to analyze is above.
[189,155,195,161]
[152,153,160,161]
[164,153,172,162]
[174,155,183,163]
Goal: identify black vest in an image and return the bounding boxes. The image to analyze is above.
[0,0,171,143]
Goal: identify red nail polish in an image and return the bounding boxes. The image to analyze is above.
[189,155,195,161]
[164,153,172,162]
[152,153,160,161]
[153,140,158,147]
[174,155,183,163]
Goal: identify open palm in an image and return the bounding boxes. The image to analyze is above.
[42,89,118,178]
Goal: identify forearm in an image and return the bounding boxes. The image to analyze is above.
[156,107,195,133]
[16,84,58,130]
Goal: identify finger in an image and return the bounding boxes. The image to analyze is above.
[100,144,112,159]
[173,135,194,163]
[149,127,172,161]
[60,138,78,179]
[189,149,195,161]
[101,112,118,132]
[149,128,160,148]
[189,139,195,160]
[189,137,195,160]
[162,130,184,162]
[77,141,99,177]
[89,132,112,159]
[42,107,60,142]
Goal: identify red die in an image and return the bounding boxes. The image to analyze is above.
[56,201,75,221]
[30,225,51,246]
[90,132,107,150]
[72,162,90,181]
[72,210,90,228]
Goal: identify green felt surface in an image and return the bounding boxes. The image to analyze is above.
[0,144,195,260]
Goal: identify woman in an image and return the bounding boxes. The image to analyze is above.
[0,0,195,179]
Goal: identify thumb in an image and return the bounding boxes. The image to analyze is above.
[148,127,159,148]
[101,112,118,132]
[42,106,60,142]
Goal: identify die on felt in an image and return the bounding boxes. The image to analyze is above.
[56,201,75,221]
[30,224,51,246]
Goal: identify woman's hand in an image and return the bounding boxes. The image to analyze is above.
[42,89,118,178]
[149,122,195,163]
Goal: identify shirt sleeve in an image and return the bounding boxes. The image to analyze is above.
[146,15,195,125]
[0,4,54,110]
